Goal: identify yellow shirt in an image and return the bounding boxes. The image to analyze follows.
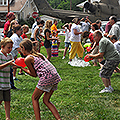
[51,24,58,37]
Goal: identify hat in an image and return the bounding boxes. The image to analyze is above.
[6,12,14,19]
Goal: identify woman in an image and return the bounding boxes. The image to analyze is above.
[44,20,59,61]
[10,25,23,80]
[69,18,84,62]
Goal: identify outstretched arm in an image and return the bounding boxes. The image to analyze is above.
[21,56,37,77]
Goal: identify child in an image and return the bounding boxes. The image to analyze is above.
[0,37,15,120]
[21,25,29,39]
[19,39,62,120]
[51,31,58,57]
[62,23,72,59]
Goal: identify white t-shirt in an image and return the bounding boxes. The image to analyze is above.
[114,40,120,54]
[31,21,37,38]
[108,23,120,40]
[10,33,23,57]
[31,26,40,38]
[81,22,90,32]
[64,27,71,43]
[70,23,81,42]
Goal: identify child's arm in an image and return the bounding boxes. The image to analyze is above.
[0,59,14,70]
[46,32,59,41]
[21,56,37,77]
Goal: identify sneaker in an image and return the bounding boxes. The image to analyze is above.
[99,88,112,93]
[13,77,19,81]
[109,86,114,91]
[68,61,71,64]
[25,73,29,76]
[62,56,65,59]
[11,86,17,89]
[18,72,24,75]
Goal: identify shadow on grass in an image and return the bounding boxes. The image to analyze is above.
[113,89,120,95]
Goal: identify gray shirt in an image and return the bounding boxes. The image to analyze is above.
[99,37,120,61]
[108,23,120,40]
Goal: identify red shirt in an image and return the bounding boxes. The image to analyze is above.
[4,20,10,37]
[21,33,27,39]
[105,21,112,33]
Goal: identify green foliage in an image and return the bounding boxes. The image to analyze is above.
[19,17,34,28]
[19,19,30,28]
[57,20,65,29]
[26,17,34,28]
[0,36,120,119]
[47,0,85,11]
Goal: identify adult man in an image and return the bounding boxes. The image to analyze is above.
[89,30,120,93]
[31,17,41,38]
[3,12,16,37]
[107,16,120,40]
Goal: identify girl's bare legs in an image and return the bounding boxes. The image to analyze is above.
[5,101,10,120]
[32,88,44,120]
[46,48,51,61]
[43,90,61,120]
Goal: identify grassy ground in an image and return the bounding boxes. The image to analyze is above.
[0,36,120,120]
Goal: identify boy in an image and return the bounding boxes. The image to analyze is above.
[0,37,16,120]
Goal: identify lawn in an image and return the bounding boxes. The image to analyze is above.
[0,36,120,120]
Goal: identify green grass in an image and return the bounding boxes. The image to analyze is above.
[0,36,120,120]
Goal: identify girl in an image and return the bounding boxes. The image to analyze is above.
[21,24,29,39]
[0,37,15,120]
[19,39,62,120]
[51,31,58,57]
[44,20,59,61]
[62,23,72,59]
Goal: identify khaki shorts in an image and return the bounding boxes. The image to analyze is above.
[36,84,58,92]
[99,60,119,79]
[0,89,11,101]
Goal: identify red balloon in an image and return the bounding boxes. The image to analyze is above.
[86,47,91,52]
[15,57,26,68]
[84,54,93,62]
[41,42,44,46]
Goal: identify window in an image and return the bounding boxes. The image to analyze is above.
[0,0,3,5]
[4,0,7,5]
[0,0,8,6]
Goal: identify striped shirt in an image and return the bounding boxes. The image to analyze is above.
[0,50,13,90]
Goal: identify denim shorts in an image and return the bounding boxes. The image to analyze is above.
[0,89,11,101]
[65,42,71,48]
[36,84,58,92]
[99,60,119,79]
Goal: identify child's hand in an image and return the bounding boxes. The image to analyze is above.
[11,62,22,68]
[9,59,15,65]
[88,54,93,59]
